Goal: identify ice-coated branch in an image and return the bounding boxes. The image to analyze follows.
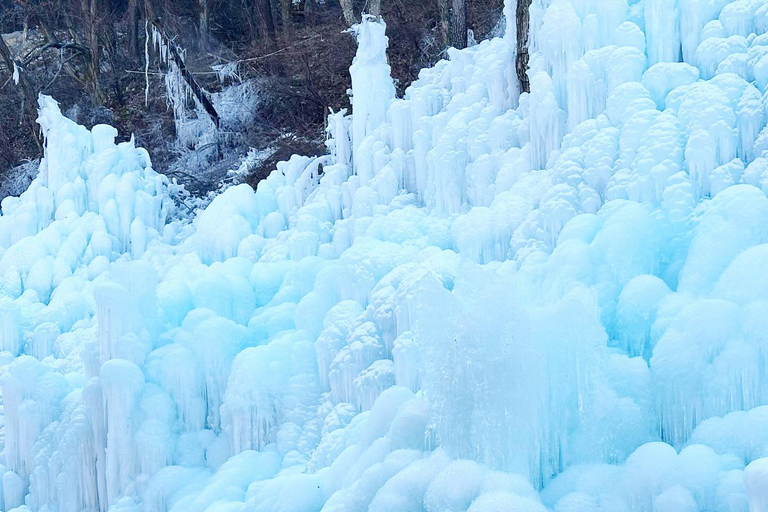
[143,0,220,128]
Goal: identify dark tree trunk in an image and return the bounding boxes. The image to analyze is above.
[437,0,467,50]
[255,0,279,48]
[437,0,449,48]
[128,0,139,60]
[516,0,531,93]
[449,0,467,49]
[198,0,210,50]
[82,0,104,103]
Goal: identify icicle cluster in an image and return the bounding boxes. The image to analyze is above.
[147,25,217,149]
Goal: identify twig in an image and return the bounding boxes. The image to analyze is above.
[240,34,322,62]
[20,41,91,68]
[125,69,220,76]
[41,48,78,92]
[166,169,207,186]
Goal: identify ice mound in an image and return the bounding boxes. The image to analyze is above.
[3,1,768,511]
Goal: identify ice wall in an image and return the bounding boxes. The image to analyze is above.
[4,0,768,511]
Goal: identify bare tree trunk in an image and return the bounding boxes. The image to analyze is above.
[128,0,139,59]
[280,0,292,32]
[255,0,279,48]
[340,0,357,26]
[104,5,124,104]
[437,0,466,49]
[449,0,467,49]
[437,0,449,48]
[516,0,531,93]
[368,0,381,17]
[198,0,210,50]
[82,0,104,103]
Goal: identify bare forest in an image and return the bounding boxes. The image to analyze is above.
[1,0,506,198]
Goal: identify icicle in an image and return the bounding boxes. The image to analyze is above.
[144,20,150,106]
[212,61,240,84]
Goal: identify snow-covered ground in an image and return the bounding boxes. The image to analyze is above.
[3,0,768,510]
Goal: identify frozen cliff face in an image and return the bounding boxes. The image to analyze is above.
[4,1,768,511]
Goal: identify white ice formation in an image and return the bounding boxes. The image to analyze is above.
[4,1,768,511]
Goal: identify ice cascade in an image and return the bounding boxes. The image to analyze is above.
[3,1,768,511]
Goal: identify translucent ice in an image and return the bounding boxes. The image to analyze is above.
[3,1,768,511]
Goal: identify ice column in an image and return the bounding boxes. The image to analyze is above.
[0,356,69,502]
[36,96,92,194]
[0,302,22,356]
[503,0,516,43]
[536,1,583,109]
[645,0,682,66]
[327,109,352,169]
[94,261,157,365]
[500,0,521,110]
[350,15,395,182]
[101,360,145,508]
[529,72,565,170]
[679,0,713,66]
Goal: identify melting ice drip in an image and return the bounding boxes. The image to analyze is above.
[3,1,768,511]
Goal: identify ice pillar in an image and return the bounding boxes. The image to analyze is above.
[645,0,681,66]
[350,15,395,183]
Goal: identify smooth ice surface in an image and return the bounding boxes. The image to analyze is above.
[5,1,768,511]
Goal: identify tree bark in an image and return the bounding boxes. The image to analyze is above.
[368,0,381,17]
[198,0,210,50]
[255,0,279,48]
[516,0,531,93]
[81,0,104,103]
[449,0,467,49]
[128,0,139,60]
[437,0,449,48]
[340,0,357,26]
[437,0,467,50]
